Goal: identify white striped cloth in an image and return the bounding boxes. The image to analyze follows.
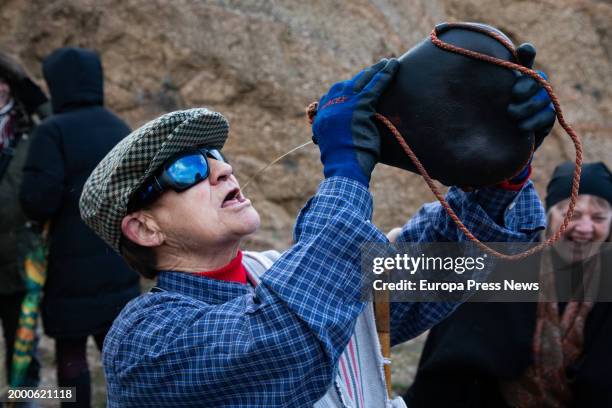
[0,99,15,150]
[243,251,407,408]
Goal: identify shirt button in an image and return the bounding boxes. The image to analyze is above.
[508,202,516,211]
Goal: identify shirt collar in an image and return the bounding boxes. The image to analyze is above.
[193,250,247,284]
[156,251,251,305]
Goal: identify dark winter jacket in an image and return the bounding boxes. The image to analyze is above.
[405,250,612,408]
[19,47,139,338]
[0,130,30,294]
[0,78,48,295]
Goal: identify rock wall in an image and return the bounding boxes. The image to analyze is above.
[1,0,610,250]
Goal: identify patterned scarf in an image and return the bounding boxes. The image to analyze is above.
[499,249,600,407]
[0,98,15,151]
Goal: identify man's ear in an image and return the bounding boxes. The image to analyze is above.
[121,211,164,247]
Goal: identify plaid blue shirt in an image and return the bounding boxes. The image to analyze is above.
[103,177,544,407]
[391,181,545,345]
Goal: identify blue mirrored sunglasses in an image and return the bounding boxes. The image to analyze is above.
[129,148,227,210]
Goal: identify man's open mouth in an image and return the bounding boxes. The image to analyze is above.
[222,187,246,208]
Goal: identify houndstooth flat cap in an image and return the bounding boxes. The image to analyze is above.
[79,108,229,252]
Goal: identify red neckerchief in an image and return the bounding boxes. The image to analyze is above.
[193,250,247,285]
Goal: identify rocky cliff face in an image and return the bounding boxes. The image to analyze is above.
[1,0,610,249]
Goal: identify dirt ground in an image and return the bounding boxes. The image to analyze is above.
[1,322,425,406]
[390,333,427,397]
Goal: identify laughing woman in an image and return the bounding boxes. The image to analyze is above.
[405,161,612,408]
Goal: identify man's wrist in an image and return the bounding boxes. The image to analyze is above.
[323,159,369,187]
[324,166,368,187]
[495,164,532,191]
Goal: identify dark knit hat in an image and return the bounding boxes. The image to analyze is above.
[546,162,612,210]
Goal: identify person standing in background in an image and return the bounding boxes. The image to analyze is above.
[19,47,140,408]
[0,52,50,393]
[404,162,612,408]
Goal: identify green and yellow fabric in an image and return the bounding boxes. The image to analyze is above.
[9,223,48,387]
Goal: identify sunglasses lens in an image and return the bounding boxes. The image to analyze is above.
[166,154,209,189]
[207,149,226,163]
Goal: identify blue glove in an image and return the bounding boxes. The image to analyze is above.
[497,44,556,190]
[507,43,556,150]
[312,59,399,187]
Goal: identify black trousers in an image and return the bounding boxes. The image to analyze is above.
[55,331,107,408]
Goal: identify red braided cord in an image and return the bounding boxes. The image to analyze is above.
[307,26,583,260]
[428,27,581,260]
[438,22,519,61]
[379,27,582,261]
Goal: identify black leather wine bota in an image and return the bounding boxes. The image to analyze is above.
[377,22,532,187]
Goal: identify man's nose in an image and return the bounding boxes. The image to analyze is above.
[208,159,233,185]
